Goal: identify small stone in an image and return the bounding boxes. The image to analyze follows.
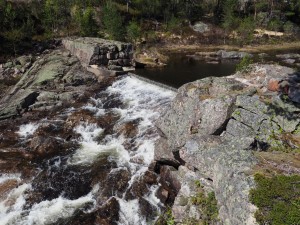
[267,78,281,91]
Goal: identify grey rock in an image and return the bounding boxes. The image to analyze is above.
[16,55,32,66]
[177,136,257,225]
[3,61,13,69]
[217,50,252,59]
[276,53,300,59]
[157,77,245,151]
[283,59,296,64]
[155,65,300,225]
[62,37,133,68]
[191,21,210,33]
[108,65,123,71]
[0,49,97,120]
[154,137,180,167]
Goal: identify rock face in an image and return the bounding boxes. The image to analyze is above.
[154,64,300,224]
[62,37,134,75]
[0,49,98,120]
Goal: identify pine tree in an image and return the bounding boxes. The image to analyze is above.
[102,1,125,40]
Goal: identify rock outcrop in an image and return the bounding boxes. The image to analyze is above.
[0,49,97,120]
[62,37,134,76]
[154,64,300,224]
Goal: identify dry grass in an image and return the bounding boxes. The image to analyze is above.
[158,41,300,54]
[252,151,300,176]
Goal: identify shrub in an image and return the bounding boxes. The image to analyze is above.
[191,181,219,225]
[80,7,98,36]
[102,2,125,41]
[164,15,182,32]
[237,17,255,44]
[126,20,141,43]
[235,55,253,72]
[267,18,283,32]
[250,174,300,225]
[156,207,175,225]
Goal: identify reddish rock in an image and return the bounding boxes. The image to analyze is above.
[65,109,99,129]
[267,78,281,92]
[29,136,68,159]
[0,179,19,199]
[156,186,169,204]
[139,197,157,220]
[125,170,158,200]
[114,119,140,138]
[158,166,181,205]
[95,197,120,225]
[100,168,131,198]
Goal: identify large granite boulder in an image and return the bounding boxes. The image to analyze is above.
[155,64,300,225]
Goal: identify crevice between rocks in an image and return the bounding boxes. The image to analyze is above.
[21,92,40,111]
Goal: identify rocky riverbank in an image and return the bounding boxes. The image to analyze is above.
[0,37,299,225]
[0,38,177,224]
[154,64,300,224]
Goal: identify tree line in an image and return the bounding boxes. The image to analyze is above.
[0,0,300,54]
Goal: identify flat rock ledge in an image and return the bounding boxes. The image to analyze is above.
[154,63,300,225]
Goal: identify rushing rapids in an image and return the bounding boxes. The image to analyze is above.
[0,75,175,225]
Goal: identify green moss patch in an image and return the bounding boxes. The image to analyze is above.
[250,173,300,225]
[155,207,175,225]
[190,182,219,225]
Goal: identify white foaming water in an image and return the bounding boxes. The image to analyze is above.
[71,76,175,170]
[68,76,175,224]
[82,97,106,116]
[0,183,98,225]
[3,76,175,225]
[22,194,95,225]
[0,183,31,225]
[69,123,130,166]
[118,199,147,225]
[0,173,21,184]
[16,123,39,138]
[107,76,174,124]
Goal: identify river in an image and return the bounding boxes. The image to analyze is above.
[0,76,175,225]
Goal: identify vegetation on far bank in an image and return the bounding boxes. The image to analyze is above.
[1,0,300,59]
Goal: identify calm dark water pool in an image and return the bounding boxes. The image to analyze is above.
[136,54,238,88]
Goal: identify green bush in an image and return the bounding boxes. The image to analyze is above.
[102,2,125,41]
[237,17,255,44]
[156,207,175,225]
[267,18,283,32]
[235,55,253,72]
[126,20,141,43]
[80,7,98,36]
[191,182,219,225]
[250,174,300,225]
[164,15,182,32]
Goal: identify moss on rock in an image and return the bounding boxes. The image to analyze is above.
[250,173,300,225]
